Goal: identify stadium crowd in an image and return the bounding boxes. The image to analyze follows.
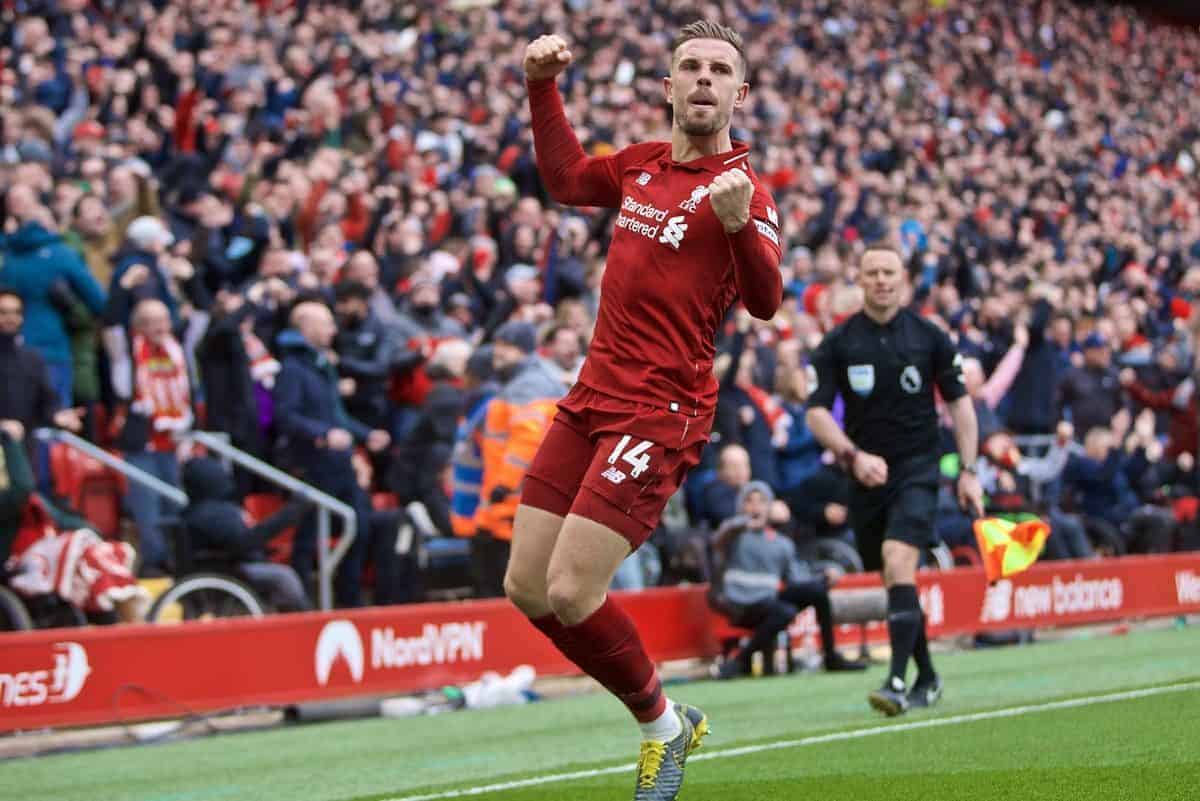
[1,0,1199,617]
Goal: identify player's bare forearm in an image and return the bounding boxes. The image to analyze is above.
[948,395,979,466]
[728,221,782,319]
[805,406,855,460]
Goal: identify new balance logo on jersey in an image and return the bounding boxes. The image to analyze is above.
[636,171,652,186]
[602,467,627,484]
[766,206,778,226]
[658,216,688,250]
[679,184,709,213]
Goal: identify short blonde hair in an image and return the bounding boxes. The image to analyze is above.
[671,21,746,77]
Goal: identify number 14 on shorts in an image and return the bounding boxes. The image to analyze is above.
[607,435,653,479]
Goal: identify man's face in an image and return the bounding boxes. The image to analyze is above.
[260,249,291,278]
[6,184,37,221]
[108,167,136,202]
[859,250,907,314]
[335,297,368,327]
[1113,308,1137,340]
[549,329,579,369]
[719,446,750,486]
[665,39,747,138]
[509,275,540,305]
[76,195,110,236]
[1084,344,1110,369]
[741,489,769,528]
[345,253,379,290]
[513,225,536,256]
[410,283,440,310]
[0,295,23,336]
[137,305,171,345]
[1051,318,1073,347]
[980,296,1007,323]
[491,341,525,375]
[300,305,337,350]
[1084,430,1112,461]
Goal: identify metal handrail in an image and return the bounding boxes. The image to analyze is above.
[181,430,356,611]
[34,428,189,507]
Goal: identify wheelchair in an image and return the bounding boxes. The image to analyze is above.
[145,521,266,623]
[0,569,89,632]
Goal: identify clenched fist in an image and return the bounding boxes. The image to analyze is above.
[852,450,889,488]
[524,35,573,81]
[709,168,753,233]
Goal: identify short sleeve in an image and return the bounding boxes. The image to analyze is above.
[933,326,967,402]
[807,331,839,410]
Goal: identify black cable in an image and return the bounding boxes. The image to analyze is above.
[111,683,223,744]
[110,683,289,748]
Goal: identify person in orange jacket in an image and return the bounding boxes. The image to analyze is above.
[473,322,567,597]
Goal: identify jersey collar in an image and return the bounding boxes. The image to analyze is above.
[860,307,905,331]
[662,140,751,173]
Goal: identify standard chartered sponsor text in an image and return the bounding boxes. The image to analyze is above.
[615,213,661,239]
[621,196,669,222]
[616,196,671,242]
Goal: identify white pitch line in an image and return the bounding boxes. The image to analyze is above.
[384,680,1200,801]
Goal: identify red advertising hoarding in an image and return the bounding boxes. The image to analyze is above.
[2,554,1198,733]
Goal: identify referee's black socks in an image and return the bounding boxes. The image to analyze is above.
[912,607,936,683]
[886,584,922,687]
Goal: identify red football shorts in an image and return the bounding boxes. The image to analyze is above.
[523,384,708,548]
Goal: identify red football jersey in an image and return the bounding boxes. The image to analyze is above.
[529,80,783,425]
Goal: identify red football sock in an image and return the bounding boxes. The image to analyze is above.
[530,612,574,650]
[529,601,666,722]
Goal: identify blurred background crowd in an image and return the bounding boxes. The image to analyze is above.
[1,0,1199,619]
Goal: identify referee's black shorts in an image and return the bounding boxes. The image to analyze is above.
[849,457,939,572]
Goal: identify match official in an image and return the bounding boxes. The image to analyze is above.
[805,245,983,716]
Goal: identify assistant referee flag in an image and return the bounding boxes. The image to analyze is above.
[973,516,1051,583]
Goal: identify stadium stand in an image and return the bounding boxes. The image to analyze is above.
[0,0,1198,622]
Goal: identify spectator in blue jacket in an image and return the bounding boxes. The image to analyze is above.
[105,216,209,333]
[272,300,390,607]
[1061,426,1142,527]
[772,348,824,496]
[715,319,777,486]
[1059,424,1170,554]
[701,444,751,531]
[0,187,105,406]
[1005,296,1069,436]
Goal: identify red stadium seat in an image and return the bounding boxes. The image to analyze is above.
[372,492,399,511]
[243,492,286,520]
[49,443,125,538]
[951,545,983,567]
[708,610,753,654]
[243,493,294,564]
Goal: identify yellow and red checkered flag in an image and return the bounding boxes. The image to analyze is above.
[973,516,1051,583]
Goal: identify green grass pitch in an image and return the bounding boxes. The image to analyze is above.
[4,625,1198,801]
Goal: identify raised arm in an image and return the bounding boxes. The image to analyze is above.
[525,36,626,208]
[980,325,1028,409]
